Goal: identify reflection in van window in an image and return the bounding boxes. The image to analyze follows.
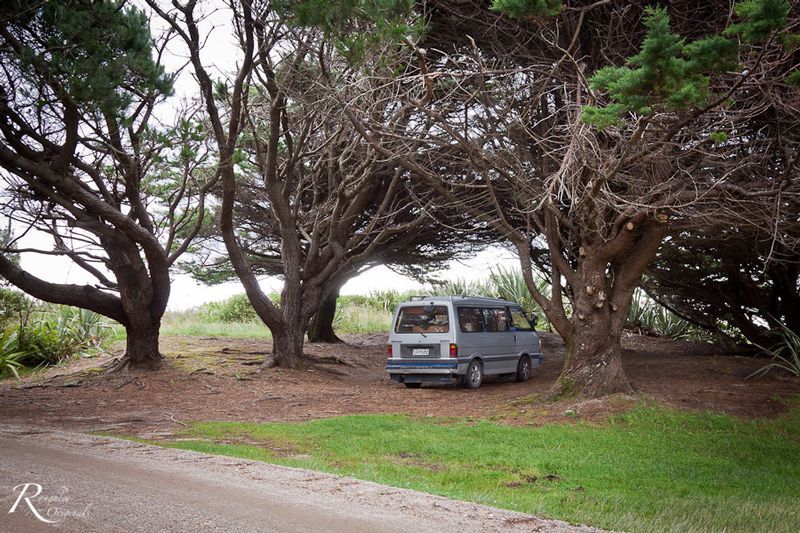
[458,307,484,333]
[484,308,510,332]
[395,306,450,333]
[510,308,533,330]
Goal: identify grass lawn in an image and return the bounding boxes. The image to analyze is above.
[147,303,393,339]
[145,404,800,532]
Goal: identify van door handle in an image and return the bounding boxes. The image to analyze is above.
[514,334,517,342]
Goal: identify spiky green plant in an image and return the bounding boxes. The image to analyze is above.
[627,288,710,341]
[54,306,114,347]
[488,266,552,329]
[429,277,495,298]
[0,331,26,378]
[748,322,800,378]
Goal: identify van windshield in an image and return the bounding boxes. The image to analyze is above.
[394,306,450,333]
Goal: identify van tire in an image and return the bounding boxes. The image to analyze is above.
[404,382,422,388]
[515,355,532,382]
[464,360,483,389]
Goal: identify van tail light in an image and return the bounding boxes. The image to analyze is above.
[449,343,458,358]
[387,344,393,358]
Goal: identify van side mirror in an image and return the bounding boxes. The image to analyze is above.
[531,314,538,327]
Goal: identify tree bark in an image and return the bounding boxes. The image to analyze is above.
[307,285,343,343]
[271,325,306,369]
[545,223,665,399]
[123,320,163,370]
[553,325,632,399]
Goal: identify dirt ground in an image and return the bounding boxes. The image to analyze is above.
[1,332,798,439]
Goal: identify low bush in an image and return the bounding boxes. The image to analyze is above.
[16,319,80,366]
[0,330,25,378]
[0,289,116,377]
[627,289,711,341]
[333,301,393,333]
[0,288,29,329]
[749,322,800,378]
[199,294,261,323]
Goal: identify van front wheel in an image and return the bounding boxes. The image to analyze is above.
[464,360,483,389]
[515,355,532,382]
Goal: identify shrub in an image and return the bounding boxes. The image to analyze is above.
[748,322,800,378]
[627,289,711,341]
[0,330,25,378]
[365,290,418,312]
[488,266,552,328]
[0,288,30,329]
[199,294,260,323]
[0,299,115,374]
[333,302,393,333]
[54,306,115,347]
[16,318,81,366]
[429,277,495,298]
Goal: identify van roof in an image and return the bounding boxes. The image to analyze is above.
[399,295,520,306]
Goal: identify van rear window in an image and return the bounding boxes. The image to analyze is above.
[394,306,450,333]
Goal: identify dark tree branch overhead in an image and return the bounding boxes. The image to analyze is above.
[153,0,496,366]
[325,0,800,397]
[0,253,127,325]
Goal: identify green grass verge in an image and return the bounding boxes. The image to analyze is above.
[145,405,800,532]
[156,302,392,338]
[160,316,272,338]
[332,304,392,334]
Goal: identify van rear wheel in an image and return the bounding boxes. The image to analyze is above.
[404,382,422,389]
[464,360,483,389]
[515,355,532,382]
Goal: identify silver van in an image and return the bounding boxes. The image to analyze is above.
[386,296,544,389]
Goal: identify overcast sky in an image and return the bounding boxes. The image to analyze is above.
[20,244,519,310]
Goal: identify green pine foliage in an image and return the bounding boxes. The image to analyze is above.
[724,0,790,42]
[709,131,729,144]
[787,69,800,87]
[583,7,738,129]
[491,0,563,19]
[274,0,419,59]
[4,0,172,115]
[583,0,788,129]
[277,0,413,29]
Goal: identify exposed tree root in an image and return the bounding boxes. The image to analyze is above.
[101,354,163,374]
[258,354,280,371]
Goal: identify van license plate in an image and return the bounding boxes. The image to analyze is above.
[412,348,430,356]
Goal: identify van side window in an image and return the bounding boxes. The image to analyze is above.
[458,307,484,333]
[483,308,510,332]
[495,308,510,332]
[510,307,533,331]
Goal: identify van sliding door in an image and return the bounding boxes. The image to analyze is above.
[482,307,516,374]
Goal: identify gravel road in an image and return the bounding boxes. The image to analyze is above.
[0,425,600,532]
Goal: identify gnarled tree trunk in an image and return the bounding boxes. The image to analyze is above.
[555,323,631,398]
[270,324,307,369]
[307,284,343,343]
[547,223,665,398]
[124,319,162,370]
